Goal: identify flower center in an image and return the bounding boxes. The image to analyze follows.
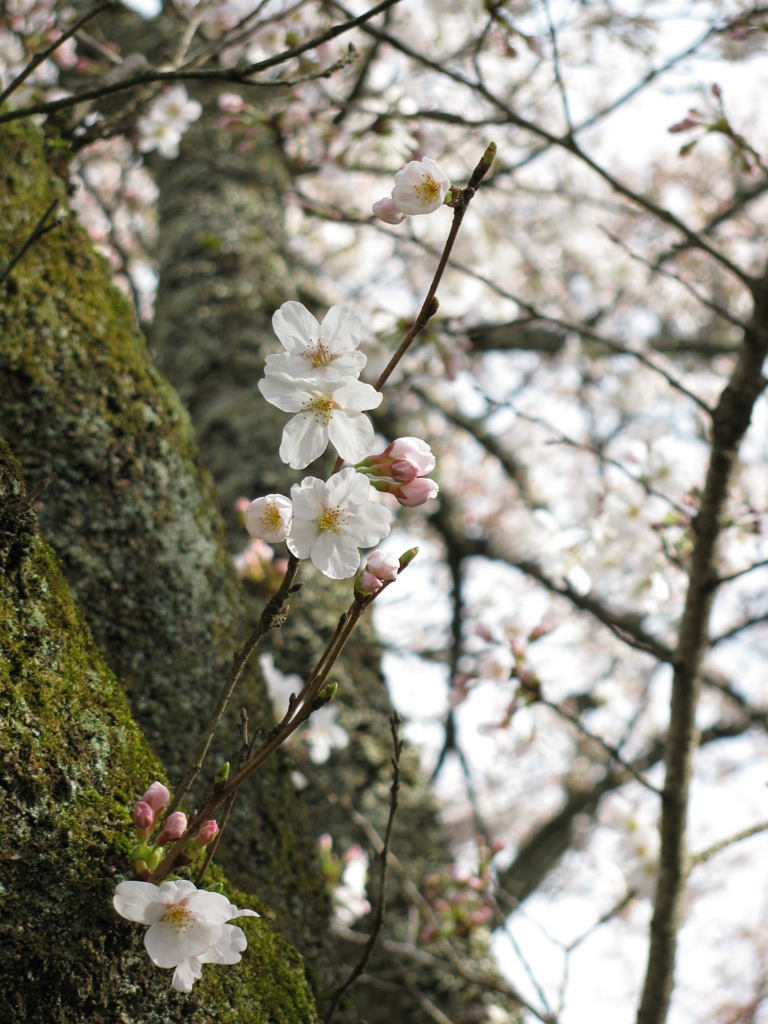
[415,174,441,206]
[317,505,352,534]
[260,501,284,531]
[302,394,334,424]
[160,904,194,932]
[306,340,333,367]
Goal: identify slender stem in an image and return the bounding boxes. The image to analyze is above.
[166,553,302,815]
[375,143,496,391]
[324,714,403,1023]
[0,1,116,106]
[0,199,61,289]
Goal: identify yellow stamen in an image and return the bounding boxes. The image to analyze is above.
[318,506,351,534]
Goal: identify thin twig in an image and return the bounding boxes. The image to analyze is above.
[0,199,62,289]
[0,1,115,106]
[0,0,402,127]
[324,714,403,1022]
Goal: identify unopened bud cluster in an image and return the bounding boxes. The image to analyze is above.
[419,837,503,945]
[129,781,218,879]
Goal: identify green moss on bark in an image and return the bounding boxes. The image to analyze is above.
[0,116,330,966]
[0,438,318,1022]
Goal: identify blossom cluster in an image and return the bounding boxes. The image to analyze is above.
[247,301,438,579]
[137,86,203,160]
[419,837,503,945]
[129,782,218,879]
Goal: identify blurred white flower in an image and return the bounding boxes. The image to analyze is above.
[332,847,370,925]
[137,86,202,159]
[305,704,349,764]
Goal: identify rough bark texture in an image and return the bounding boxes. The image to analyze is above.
[0,437,318,1023]
[0,115,327,1012]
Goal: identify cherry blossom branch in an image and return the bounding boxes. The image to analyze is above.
[152,561,411,882]
[324,714,403,1023]
[0,0,402,127]
[166,553,302,816]
[0,1,116,106]
[635,267,768,1024]
[374,142,497,391]
[337,3,755,289]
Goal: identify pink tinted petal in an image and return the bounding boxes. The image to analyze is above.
[272,301,321,352]
[280,414,329,469]
[327,413,375,464]
[114,881,163,924]
[372,197,407,224]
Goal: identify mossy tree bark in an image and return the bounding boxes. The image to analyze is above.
[0,116,326,1018]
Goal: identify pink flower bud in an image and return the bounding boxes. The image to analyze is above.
[385,437,435,475]
[372,197,406,224]
[365,549,399,582]
[140,781,170,814]
[389,456,421,483]
[197,819,219,846]
[157,810,187,846]
[132,801,155,833]
[396,477,439,507]
[356,570,384,597]
[219,92,245,113]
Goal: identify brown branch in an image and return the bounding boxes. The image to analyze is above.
[635,268,768,1024]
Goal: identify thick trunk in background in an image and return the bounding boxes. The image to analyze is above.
[0,439,318,1022]
[0,115,327,1014]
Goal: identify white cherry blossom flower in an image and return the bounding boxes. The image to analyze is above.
[258,372,382,470]
[267,301,367,380]
[287,468,391,579]
[113,879,258,991]
[137,86,202,159]
[392,157,451,215]
[245,494,293,543]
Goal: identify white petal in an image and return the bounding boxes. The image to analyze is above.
[280,413,329,469]
[286,516,320,559]
[320,305,362,353]
[198,924,250,965]
[324,467,371,507]
[272,301,321,353]
[290,476,325,518]
[172,957,203,992]
[347,502,392,547]
[333,378,382,412]
[145,918,222,967]
[185,889,238,925]
[328,412,375,464]
[258,372,310,412]
[113,881,164,924]
[312,531,362,579]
